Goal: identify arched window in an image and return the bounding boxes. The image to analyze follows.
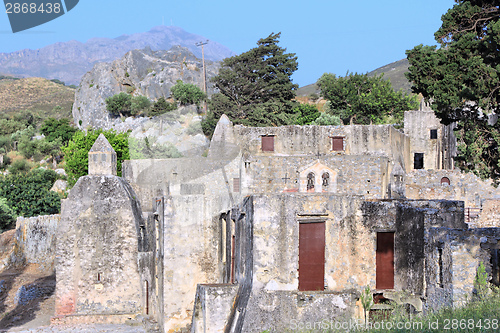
[307,172,315,191]
[322,172,330,190]
[441,177,450,185]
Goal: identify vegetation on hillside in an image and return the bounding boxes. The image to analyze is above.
[406,0,500,185]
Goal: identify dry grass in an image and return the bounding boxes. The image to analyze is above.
[0,77,74,119]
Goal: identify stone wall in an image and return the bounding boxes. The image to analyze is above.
[246,155,390,199]
[11,215,60,270]
[405,169,500,208]
[233,124,410,170]
[425,228,500,312]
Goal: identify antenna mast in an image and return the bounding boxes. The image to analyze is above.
[196,40,209,112]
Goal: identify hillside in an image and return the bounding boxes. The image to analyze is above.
[296,58,412,96]
[0,77,74,120]
[367,58,411,93]
[0,26,234,86]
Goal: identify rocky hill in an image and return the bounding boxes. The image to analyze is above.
[0,26,234,86]
[73,45,219,130]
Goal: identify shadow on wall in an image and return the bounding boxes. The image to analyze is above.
[0,272,55,330]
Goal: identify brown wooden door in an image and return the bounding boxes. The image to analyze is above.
[376,232,394,289]
[299,222,325,291]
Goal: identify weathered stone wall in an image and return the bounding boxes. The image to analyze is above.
[405,169,500,208]
[246,155,390,199]
[473,199,500,227]
[233,124,410,169]
[10,214,60,270]
[55,175,144,319]
[122,154,242,212]
[425,228,500,312]
[233,196,465,332]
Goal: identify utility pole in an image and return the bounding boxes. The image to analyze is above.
[196,40,208,113]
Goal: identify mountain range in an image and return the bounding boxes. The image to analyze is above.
[0,26,235,86]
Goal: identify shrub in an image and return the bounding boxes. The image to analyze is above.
[311,113,342,126]
[0,168,60,218]
[8,159,32,174]
[146,97,177,117]
[130,96,151,116]
[40,118,76,144]
[0,197,16,231]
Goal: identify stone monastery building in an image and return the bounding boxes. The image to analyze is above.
[52,108,500,332]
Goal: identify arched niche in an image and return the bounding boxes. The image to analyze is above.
[299,161,337,193]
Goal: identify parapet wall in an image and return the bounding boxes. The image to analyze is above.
[12,214,60,270]
[406,170,500,208]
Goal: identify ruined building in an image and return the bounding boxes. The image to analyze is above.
[51,110,500,332]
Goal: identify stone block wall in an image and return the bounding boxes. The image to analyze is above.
[425,228,500,312]
[405,169,500,208]
[233,124,409,168]
[11,214,60,270]
[246,155,390,199]
[55,175,144,319]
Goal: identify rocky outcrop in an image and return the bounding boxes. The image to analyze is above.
[72,46,219,130]
[0,26,234,85]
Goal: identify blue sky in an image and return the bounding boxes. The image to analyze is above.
[0,0,455,87]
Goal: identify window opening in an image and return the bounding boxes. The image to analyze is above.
[438,247,444,288]
[430,129,438,139]
[322,172,329,190]
[414,153,424,169]
[307,172,315,191]
[441,177,450,185]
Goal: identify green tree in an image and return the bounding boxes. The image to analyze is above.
[62,129,130,186]
[170,80,205,106]
[106,92,132,117]
[406,0,500,184]
[294,104,321,125]
[317,72,417,125]
[40,118,76,144]
[131,95,151,115]
[0,168,61,219]
[204,32,299,136]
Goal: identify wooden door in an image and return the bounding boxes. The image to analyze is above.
[376,232,394,289]
[299,222,325,291]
